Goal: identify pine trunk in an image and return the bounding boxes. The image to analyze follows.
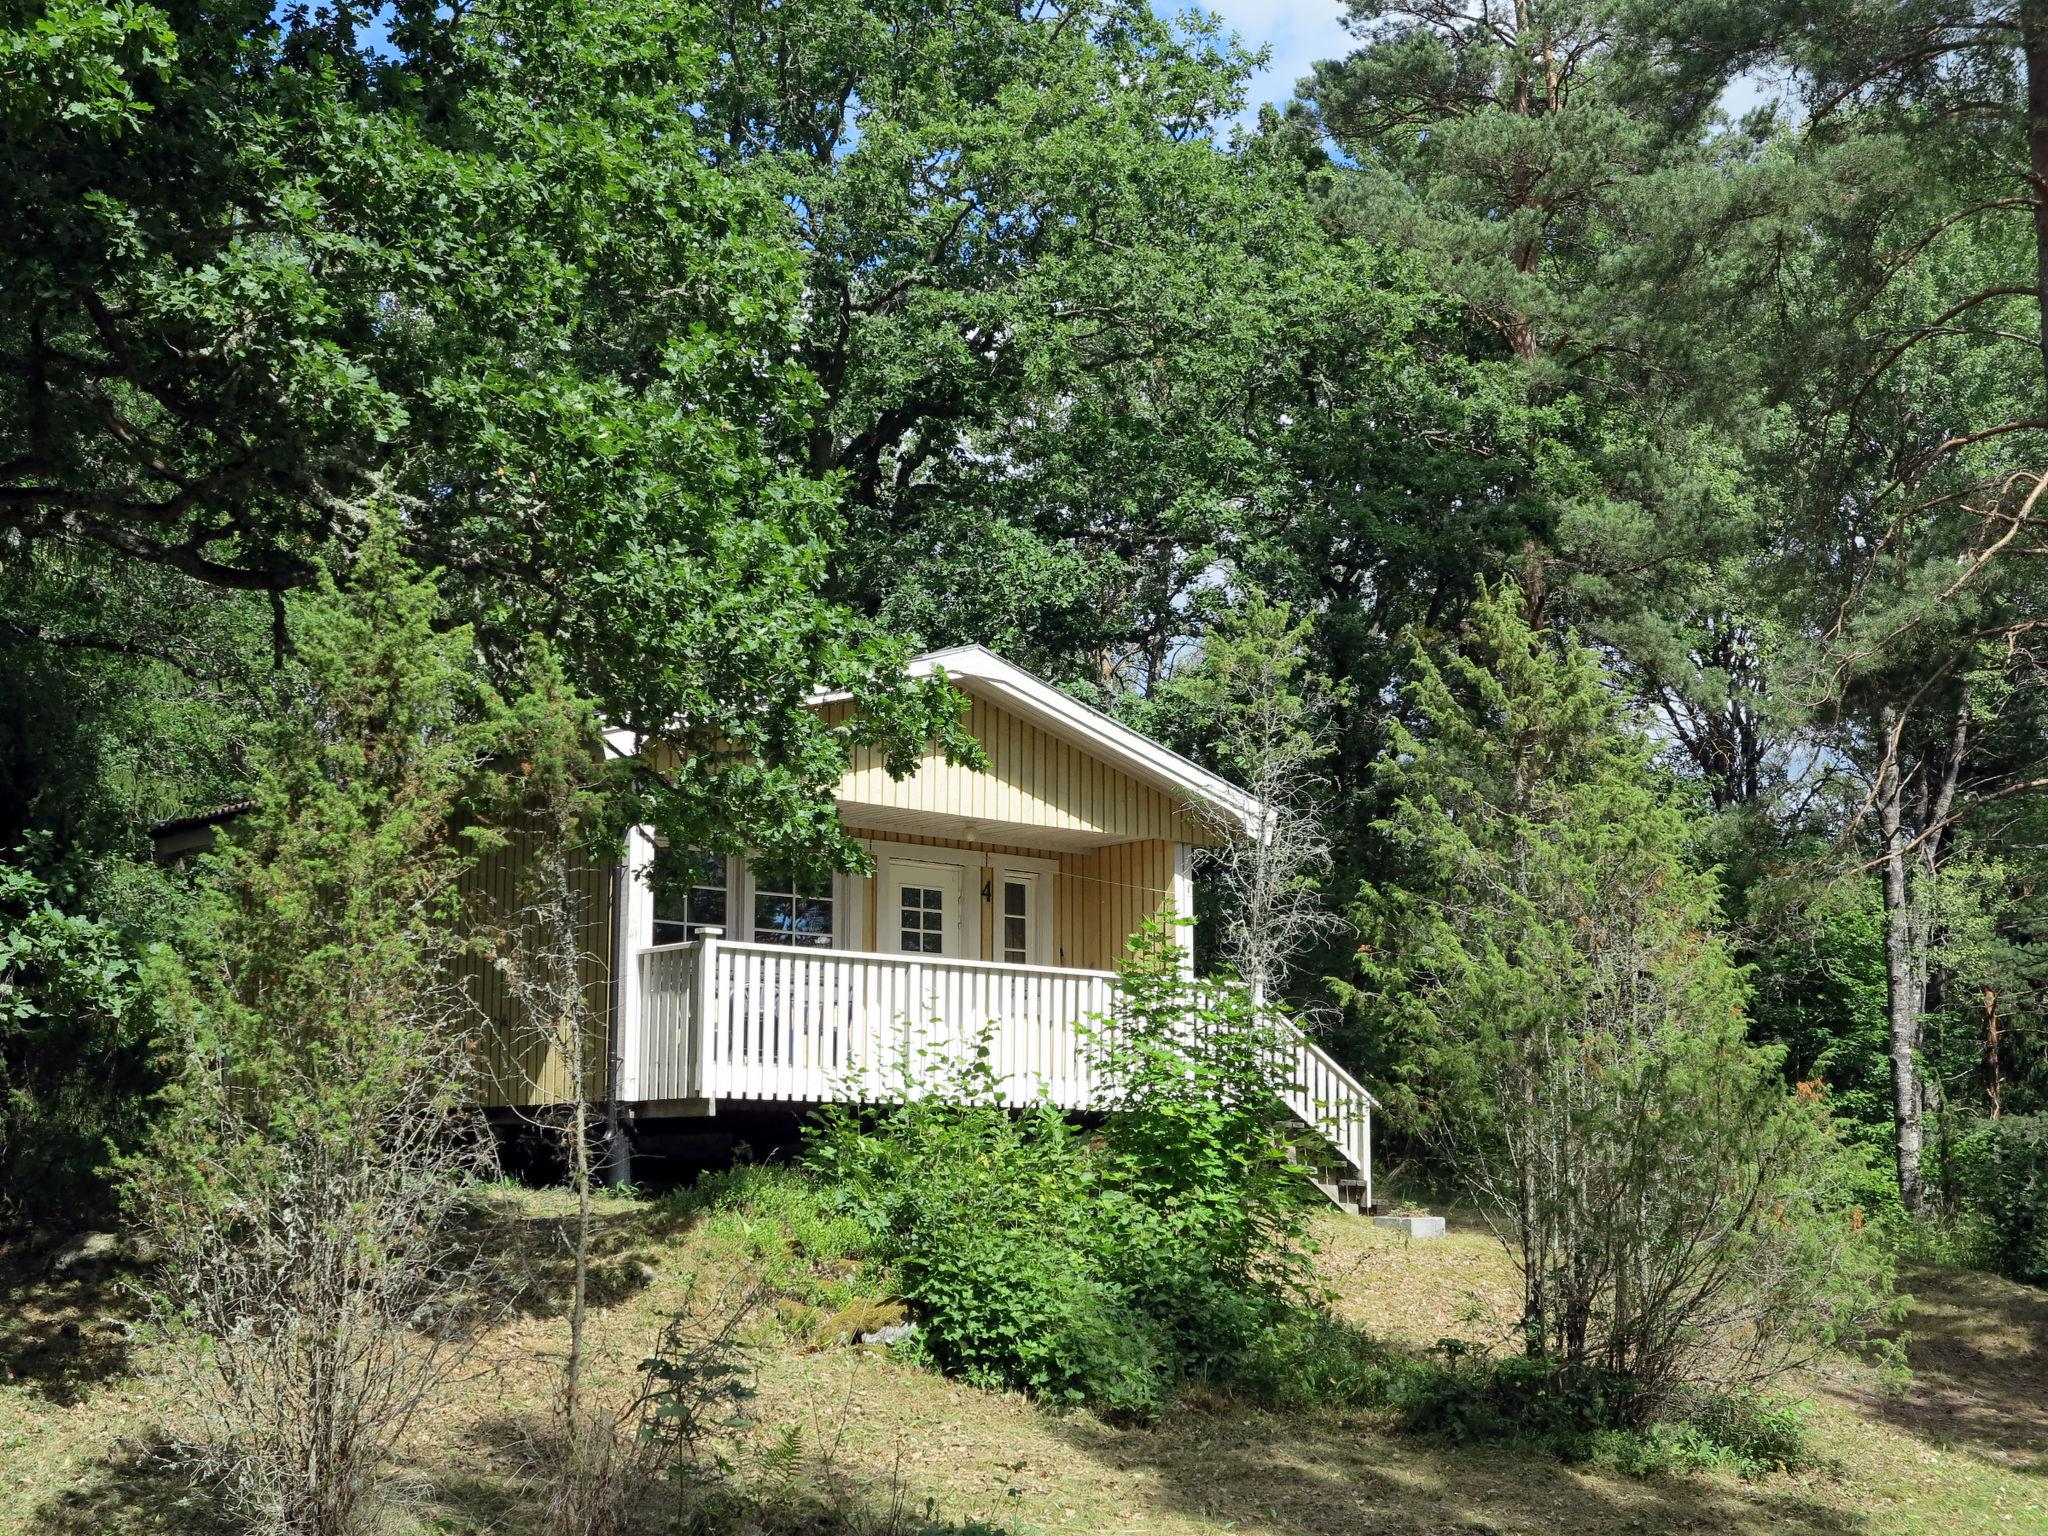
[1877,717,1926,1214]
[2024,0,2048,405]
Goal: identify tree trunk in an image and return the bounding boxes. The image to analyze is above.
[566,1083,590,1427]
[1986,990,2004,1118]
[554,809,592,1432]
[1520,1156,1545,1355]
[2023,0,2048,405]
[1876,714,1926,1213]
[1874,699,1969,1214]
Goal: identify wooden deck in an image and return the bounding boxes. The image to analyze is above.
[631,937,1375,1209]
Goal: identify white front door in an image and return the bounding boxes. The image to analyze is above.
[883,858,969,959]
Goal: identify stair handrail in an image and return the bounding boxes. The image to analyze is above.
[1268,1014,1376,1201]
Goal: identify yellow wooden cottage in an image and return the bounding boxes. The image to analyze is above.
[162,645,1376,1208]
[617,647,1370,1206]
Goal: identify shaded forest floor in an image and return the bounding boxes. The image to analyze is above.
[2,1186,2043,1536]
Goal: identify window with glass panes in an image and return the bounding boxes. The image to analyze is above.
[651,847,728,944]
[751,863,834,947]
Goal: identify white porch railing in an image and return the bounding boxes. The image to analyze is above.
[635,937,1372,1205]
[638,938,1113,1109]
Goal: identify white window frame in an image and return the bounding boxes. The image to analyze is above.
[649,844,738,946]
[637,842,854,953]
[735,856,842,949]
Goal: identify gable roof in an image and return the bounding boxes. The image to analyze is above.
[899,646,1264,842]
[159,648,1267,857]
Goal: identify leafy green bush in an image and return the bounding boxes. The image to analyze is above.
[1220,1307,1440,1411]
[805,920,1315,1419]
[807,1036,1173,1416]
[1659,1387,1816,1475]
[1088,925,1316,1363]
[1200,1304,1821,1476]
[1357,1345,1820,1476]
[0,858,162,1225]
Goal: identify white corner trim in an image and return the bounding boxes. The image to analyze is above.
[1172,841,1196,977]
[616,825,659,1098]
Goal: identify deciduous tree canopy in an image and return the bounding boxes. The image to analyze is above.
[5,0,2048,1297]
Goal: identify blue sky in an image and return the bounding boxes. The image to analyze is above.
[1186,2,1788,124]
[1198,0,1351,118]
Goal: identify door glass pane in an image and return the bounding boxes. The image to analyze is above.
[900,884,944,954]
[1002,878,1029,963]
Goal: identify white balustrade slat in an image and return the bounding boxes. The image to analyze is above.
[750,949,768,1098]
[733,947,744,1082]
[762,950,777,1096]
[727,949,743,1098]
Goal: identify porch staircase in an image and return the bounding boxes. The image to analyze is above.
[1271,1024,1377,1214]
[1283,1119,1375,1214]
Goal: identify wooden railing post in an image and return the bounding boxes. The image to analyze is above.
[691,930,721,1099]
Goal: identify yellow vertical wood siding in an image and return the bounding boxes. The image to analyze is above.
[831,693,1217,845]
[1054,839,1180,971]
[452,832,616,1109]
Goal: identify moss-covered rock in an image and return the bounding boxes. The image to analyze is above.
[809,1297,906,1348]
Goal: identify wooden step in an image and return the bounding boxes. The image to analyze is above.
[1279,1114,1371,1215]
[1305,1175,1365,1216]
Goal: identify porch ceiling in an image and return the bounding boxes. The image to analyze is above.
[835,801,1134,853]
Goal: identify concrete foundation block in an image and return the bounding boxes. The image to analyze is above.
[1372,1213,1446,1239]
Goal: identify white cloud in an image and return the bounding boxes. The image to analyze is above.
[1189,0,1354,122]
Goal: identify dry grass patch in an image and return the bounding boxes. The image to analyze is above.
[1826,1262,2048,1474]
[3,1187,2046,1535]
[1309,1213,1523,1354]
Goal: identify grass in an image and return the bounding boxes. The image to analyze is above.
[2,1174,2044,1536]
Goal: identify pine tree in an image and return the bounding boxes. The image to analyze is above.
[1349,583,1892,1411]
[125,519,504,1536]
